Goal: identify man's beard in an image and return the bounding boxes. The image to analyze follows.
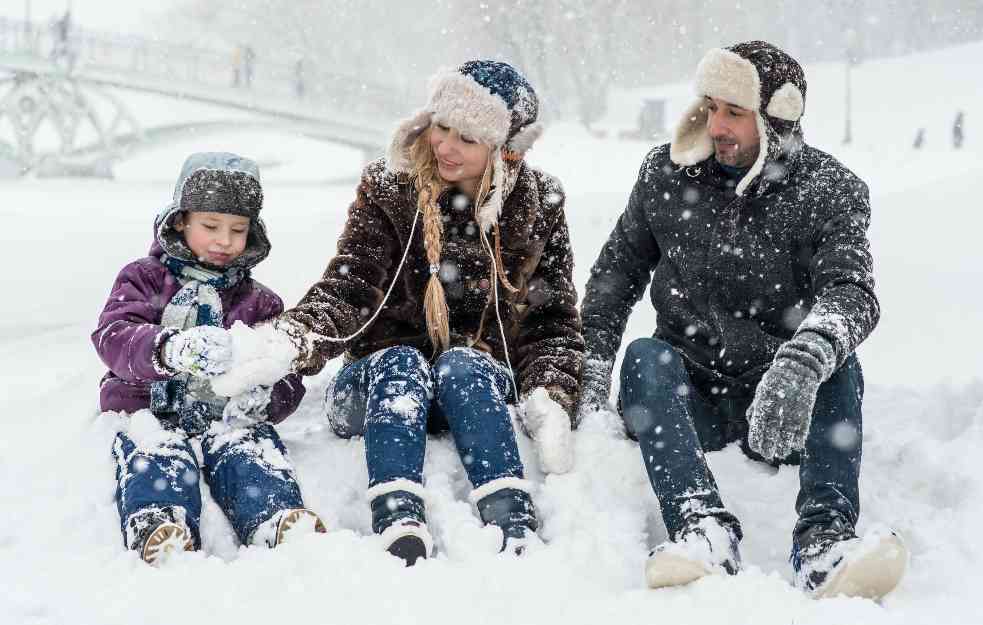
[713,139,759,168]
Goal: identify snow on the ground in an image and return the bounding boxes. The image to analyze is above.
[1,42,982,625]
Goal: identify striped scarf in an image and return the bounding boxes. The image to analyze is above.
[150,255,247,434]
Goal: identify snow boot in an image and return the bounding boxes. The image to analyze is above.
[379,519,434,567]
[645,515,742,589]
[369,480,432,567]
[471,480,539,556]
[793,527,908,600]
[249,508,327,547]
[127,507,195,566]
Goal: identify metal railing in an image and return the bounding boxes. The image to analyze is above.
[0,16,403,119]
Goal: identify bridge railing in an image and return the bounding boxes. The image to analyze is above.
[0,16,404,119]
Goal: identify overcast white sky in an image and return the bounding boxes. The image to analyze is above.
[0,0,171,33]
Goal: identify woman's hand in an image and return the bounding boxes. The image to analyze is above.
[520,387,575,475]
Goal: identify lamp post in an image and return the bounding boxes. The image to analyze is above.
[843,28,861,146]
[24,0,31,38]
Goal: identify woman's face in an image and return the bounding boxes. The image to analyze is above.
[429,123,490,195]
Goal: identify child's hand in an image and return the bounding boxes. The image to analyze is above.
[162,326,234,377]
[222,385,273,426]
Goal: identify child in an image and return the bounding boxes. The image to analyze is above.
[93,152,325,565]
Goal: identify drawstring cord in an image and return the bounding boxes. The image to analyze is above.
[318,208,421,344]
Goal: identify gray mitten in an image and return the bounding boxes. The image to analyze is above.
[162,326,234,378]
[576,357,614,422]
[747,331,836,461]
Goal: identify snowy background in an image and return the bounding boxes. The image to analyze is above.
[2,3,983,624]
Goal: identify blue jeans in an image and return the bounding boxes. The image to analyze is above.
[619,337,863,546]
[327,346,523,491]
[112,421,306,548]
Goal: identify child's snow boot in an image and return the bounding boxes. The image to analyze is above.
[793,526,907,600]
[645,514,742,588]
[471,479,539,556]
[369,480,433,567]
[250,508,327,547]
[127,507,195,566]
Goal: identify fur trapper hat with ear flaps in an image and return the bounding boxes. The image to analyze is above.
[386,60,544,231]
[670,40,808,196]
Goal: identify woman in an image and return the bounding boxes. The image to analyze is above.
[275,60,584,565]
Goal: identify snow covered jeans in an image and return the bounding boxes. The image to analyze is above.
[327,346,526,533]
[112,421,306,549]
[619,337,863,548]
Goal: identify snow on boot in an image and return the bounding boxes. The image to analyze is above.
[368,479,432,566]
[471,478,540,555]
[645,516,742,589]
[793,528,908,600]
[503,529,545,557]
[379,519,434,567]
[127,506,195,566]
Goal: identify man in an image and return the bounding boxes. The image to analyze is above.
[579,41,906,599]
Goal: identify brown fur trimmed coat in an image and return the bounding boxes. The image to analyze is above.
[282,158,584,416]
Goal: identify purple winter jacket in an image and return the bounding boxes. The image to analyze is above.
[91,239,306,423]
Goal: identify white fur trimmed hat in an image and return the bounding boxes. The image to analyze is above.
[386,60,544,230]
[670,41,807,196]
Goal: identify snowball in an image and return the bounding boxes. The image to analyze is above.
[210,321,298,397]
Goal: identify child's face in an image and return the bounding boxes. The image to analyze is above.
[174,211,250,266]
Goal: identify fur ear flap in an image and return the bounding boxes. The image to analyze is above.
[386,109,432,173]
[765,82,805,121]
[506,122,544,154]
[477,149,505,232]
[670,98,714,166]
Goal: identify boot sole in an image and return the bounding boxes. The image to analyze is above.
[276,509,327,546]
[645,552,712,589]
[142,522,193,565]
[387,535,428,567]
[814,533,908,600]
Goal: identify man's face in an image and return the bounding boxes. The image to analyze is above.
[706,97,760,168]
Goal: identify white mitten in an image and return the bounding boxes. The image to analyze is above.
[521,387,574,475]
[162,326,233,377]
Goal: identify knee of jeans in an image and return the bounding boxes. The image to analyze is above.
[326,389,365,438]
[622,338,686,383]
[433,347,492,388]
[372,346,433,392]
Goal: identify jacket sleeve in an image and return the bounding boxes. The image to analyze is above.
[280,168,403,375]
[91,261,176,384]
[579,151,662,409]
[253,290,307,423]
[513,184,585,420]
[796,175,880,368]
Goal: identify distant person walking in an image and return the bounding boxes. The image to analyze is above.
[953,111,965,149]
[294,58,306,99]
[243,45,255,88]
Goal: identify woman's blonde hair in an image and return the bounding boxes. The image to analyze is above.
[409,127,494,354]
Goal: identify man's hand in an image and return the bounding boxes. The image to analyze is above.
[576,358,614,423]
[161,326,233,378]
[748,331,836,461]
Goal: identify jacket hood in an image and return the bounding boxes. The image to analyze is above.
[152,152,271,270]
